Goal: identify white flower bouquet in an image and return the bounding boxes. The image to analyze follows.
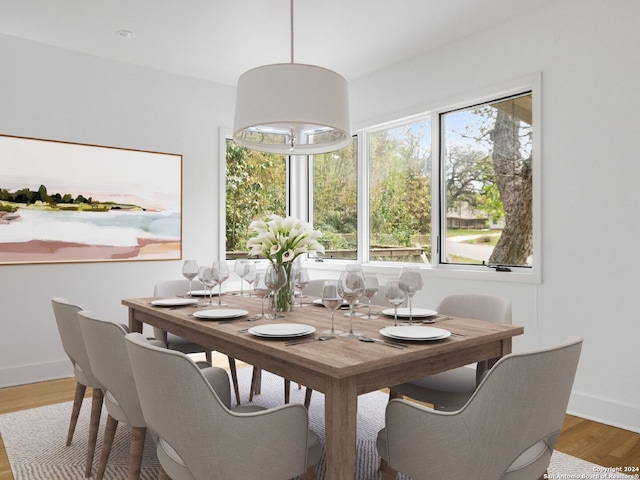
[247,215,325,264]
[247,215,324,311]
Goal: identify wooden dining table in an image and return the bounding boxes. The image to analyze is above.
[123,293,523,480]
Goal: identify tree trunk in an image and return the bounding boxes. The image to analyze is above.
[488,110,532,265]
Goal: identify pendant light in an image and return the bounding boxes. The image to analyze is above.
[233,0,351,155]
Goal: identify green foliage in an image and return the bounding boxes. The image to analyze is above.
[312,142,358,250]
[225,141,286,252]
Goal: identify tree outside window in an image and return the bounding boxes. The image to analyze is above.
[441,93,533,267]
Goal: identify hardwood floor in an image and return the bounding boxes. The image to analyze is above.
[1,356,639,479]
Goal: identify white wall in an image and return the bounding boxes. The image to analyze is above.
[1,0,638,433]
[0,33,234,385]
[346,0,640,432]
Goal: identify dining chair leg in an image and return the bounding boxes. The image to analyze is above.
[249,367,262,401]
[284,379,291,404]
[85,387,104,478]
[67,382,87,446]
[299,465,316,480]
[388,389,403,400]
[205,351,212,364]
[96,415,118,480]
[380,459,397,479]
[303,388,313,409]
[228,357,241,405]
[158,466,172,480]
[128,426,147,480]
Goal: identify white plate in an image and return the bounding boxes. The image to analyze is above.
[382,307,437,318]
[188,290,219,297]
[380,325,451,341]
[248,323,316,338]
[151,298,199,307]
[312,298,350,308]
[192,308,248,320]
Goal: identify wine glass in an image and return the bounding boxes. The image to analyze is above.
[398,266,423,325]
[363,273,379,319]
[182,260,199,297]
[253,272,270,319]
[384,279,407,327]
[212,261,230,307]
[321,280,343,334]
[337,265,365,338]
[265,263,287,318]
[244,263,257,297]
[198,266,217,306]
[235,259,250,296]
[293,267,310,307]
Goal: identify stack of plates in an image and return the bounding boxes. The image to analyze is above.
[192,309,248,320]
[151,298,199,307]
[379,325,451,341]
[381,307,437,319]
[248,324,316,338]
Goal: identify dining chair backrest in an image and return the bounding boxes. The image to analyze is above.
[154,279,203,297]
[436,294,512,324]
[78,310,146,428]
[301,278,331,298]
[152,279,203,342]
[383,337,583,480]
[125,332,312,480]
[51,297,101,389]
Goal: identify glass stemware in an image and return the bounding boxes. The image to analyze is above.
[321,280,343,334]
[337,265,365,338]
[265,263,287,318]
[384,279,407,327]
[363,273,379,319]
[244,263,257,297]
[253,273,270,319]
[182,260,199,297]
[234,259,250,296]
[398,266,423,325]
[212,261,230,307]
[293,267,310,307]
[198,266,217,306]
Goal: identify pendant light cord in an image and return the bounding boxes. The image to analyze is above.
[290,0,294,63]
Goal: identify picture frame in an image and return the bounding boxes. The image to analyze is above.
[0,134,182,265]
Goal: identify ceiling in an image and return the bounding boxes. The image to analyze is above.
[0,0,554,87]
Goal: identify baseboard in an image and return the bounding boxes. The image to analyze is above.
[0,360,73,388]
[568,390,640,434]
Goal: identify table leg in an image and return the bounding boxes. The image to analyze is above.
[324,377,357,480]
[128,309,143,334]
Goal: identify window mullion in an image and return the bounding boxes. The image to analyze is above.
[358,133,370,264]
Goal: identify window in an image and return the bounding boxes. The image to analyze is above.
[440,93,533,268]
[310,137,358,259]
[222,76,539,280]
[224,138,287,260]
[369,118,432,263]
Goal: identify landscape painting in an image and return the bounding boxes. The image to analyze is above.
[0,134,182,265]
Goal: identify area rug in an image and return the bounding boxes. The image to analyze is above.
[1,368,633,479]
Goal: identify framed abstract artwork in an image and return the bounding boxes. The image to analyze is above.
[0,134,182,265]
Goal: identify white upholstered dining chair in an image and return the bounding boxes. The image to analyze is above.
[51,297,104,478]
[153,279,242,405]
[77,310,159,480]
[125,332,321,480]
[389,293,512,409]
[378,336,583,480]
